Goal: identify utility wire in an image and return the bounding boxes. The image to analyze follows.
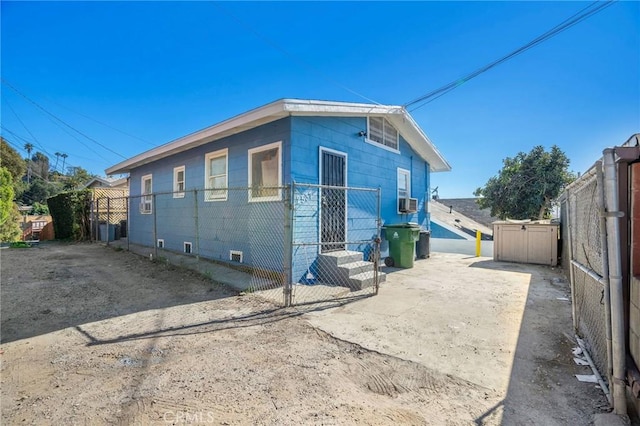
[39,96,156,147]
[3,98,47,154]
[405,0,617,111]
[1,79,127,159]
[1,125,109,166]
[0,125,66,174]
[212,2,381,106]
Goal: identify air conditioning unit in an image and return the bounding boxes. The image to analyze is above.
[399,197,418,213]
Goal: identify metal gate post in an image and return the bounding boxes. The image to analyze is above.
[106,197,111,246]
[153,194,158,260]
[194,189,200,259]
[283,184,293,307]
[375,187,382,294]
[126,196,130,251]
[596,161,615,388]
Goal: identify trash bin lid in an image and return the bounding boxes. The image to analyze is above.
[383,222,420,229]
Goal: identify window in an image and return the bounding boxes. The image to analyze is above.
[248,141,282,202]
[398,168,411,205]
[184,242,192,254]
[157,239,165,248]
[204,149,228,201]
[173,166,185,198]
[140,174,152,214]
[367,116,399,151]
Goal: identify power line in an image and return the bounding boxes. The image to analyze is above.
[211,2,381,106]
[405,0,617,111]
[1,79,127,159]
[0,125,65,174]
[39,96,156,147]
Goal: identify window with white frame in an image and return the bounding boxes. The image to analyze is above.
[248,141,282,202]
[398,168,411,204]
[140,174,152,214]
[367,116,399,151]
[204,149,228,201]
[173,166,185,198]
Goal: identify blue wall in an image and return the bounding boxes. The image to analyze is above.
[289,116,431,280]
[126,115,434,284]
[128,118,290,272]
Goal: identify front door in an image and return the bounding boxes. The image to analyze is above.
[320,149,346,252]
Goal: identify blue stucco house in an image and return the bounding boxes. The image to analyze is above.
[105,99,450,289]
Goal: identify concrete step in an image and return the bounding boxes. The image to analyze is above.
[349,271,386,290]
[317,250,363,267]
[337,261,374,280]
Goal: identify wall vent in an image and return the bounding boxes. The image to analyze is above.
[230,250,243,263]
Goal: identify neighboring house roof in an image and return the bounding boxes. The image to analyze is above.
[437,198,499,229]
[80,176,128,189]
[105,99,451,175]
[430,200,493,239]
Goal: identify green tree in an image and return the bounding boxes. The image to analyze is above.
[64,166,94,190]
[0,138,26,183]
[18,178,62,206]
[24,143,33,183]
[31,152,50,181]
[0,167,22,242]
[474,145,575,220]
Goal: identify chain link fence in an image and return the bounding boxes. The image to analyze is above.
[563,170,609,382]
[290,183,381,306]
[93,184,381,307]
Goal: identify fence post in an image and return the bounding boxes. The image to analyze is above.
[283,184,293,307]
[565,190,578,333]
[194,189,200,259]
[95,198,100,243]
[106,197,111,246]
[596,161,614,389]
[375,187,382,295]
[153,194,158,260]
[126,196,130,252]
[603,148,627,416]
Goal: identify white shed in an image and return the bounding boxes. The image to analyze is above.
[493,220,559,266]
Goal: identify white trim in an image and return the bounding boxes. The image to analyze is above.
[204,148,228,202]
[248,141,282,202]
[364,137,400,154]
[397,168,411,214]
[105,99,451,175]
[157,239,165,248]
[319,147,348,251]
[140,174,153,214]
[229,250,243,263]
[173,165,185,198]
[184,242,192,254]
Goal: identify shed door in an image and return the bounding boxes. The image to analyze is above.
[321,150,346,252]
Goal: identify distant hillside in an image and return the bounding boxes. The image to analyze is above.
[437,198,498,229]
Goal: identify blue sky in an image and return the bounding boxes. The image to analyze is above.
[1,1,638,198]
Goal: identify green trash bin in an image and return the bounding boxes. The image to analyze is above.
[383,223,421,268]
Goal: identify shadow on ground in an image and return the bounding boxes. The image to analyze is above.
[468,259,610,425]
[1,242,371,344]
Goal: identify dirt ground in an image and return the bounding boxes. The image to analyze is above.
[1,242,607,425]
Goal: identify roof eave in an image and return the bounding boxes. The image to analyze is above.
[105,99,451,175]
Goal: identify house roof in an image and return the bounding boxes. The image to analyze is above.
[79,176,128,189]
[105,99,451,175]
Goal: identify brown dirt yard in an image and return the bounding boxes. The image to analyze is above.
[1,242,608,425]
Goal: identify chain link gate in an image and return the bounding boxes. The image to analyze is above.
[288,183,382,306]
[564,169,609,383]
